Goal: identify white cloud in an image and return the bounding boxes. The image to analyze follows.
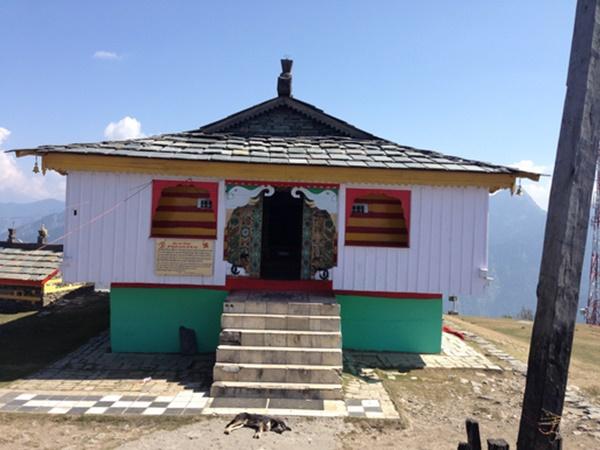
[104,116,144,140]
[0,127,10,145]
[510,159,549,175]
[93,50,120,60]
[510,159,552,211]
[0,128,65,202]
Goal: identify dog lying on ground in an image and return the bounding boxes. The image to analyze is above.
[224,412,292,439]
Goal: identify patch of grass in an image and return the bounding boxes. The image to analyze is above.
[449,315,600,397]
[457,316,600,368]
[0,293,109,385]
[582,385,600,403]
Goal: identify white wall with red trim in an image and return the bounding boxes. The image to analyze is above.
[62,171,227,287]
[334,184,489,296]
[62,172,489,296]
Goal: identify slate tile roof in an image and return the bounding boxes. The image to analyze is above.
[17,131,529,176]
[0,247,62,283]
[11,95,539,180]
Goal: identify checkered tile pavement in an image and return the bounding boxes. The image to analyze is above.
[0,391,390,418]
[0,391,209,416]
[345,399,385,418]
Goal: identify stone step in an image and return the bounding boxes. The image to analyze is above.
[216,345,343,366]
[213,362,342,384]
[220,328,341,348]
[224,300,340,316]
[210,380,344,400]
[221,313,340,332]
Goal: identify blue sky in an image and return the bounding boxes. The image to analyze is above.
[0,1,576,206]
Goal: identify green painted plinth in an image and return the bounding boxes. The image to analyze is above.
[110,287,227,353]
[336,294,442,354]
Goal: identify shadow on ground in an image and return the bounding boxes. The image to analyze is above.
[0,288,109,384]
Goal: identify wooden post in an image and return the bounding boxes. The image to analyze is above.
[466,419,482,450]
[517,0,600,448]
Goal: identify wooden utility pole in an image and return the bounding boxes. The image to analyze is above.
[518,0,600,448]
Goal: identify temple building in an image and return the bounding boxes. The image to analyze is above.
[12,60,538,399]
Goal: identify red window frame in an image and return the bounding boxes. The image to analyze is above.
[345,188,411,248]
[150,179,219,239]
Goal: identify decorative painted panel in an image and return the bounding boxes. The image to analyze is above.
[224,184,274,278]
[294,187,338,280]
[301,203,337,280]
[224,198,264,277]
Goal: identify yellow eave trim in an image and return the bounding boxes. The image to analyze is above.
[36,153,539,192]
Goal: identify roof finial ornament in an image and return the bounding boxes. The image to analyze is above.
[277,58,293,97]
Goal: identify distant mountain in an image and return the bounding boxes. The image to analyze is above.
[0,199,64,222]
[0,199,65,243]
[15,211,65,244]
[455,189,591,320]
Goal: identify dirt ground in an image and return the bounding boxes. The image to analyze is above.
[0,414,195,450]
[381,368,599,449]
[0,414,405,450]
[1,312,598,449]
[1,364,598,450]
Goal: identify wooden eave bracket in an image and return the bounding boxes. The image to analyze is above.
[13,149,39,157]
[515,170,542,182]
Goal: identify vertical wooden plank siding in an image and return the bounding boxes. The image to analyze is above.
[62,172,227,287]
[471,189,488,296]
[449,189,463,294]
[440,187,452,292]
[417,186,432,289]
[406,187,420,290]
[332,184,489,296]
[429,186,443,292]
[62,174,75,279]
[63,173,488,296]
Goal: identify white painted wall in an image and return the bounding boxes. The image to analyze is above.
[333,184,489,296]
[62,172,227,287]
[63,172,488,296]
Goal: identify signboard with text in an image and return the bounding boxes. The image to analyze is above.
[154,239,214,276]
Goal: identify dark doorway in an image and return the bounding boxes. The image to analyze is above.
[261,189,304,279]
